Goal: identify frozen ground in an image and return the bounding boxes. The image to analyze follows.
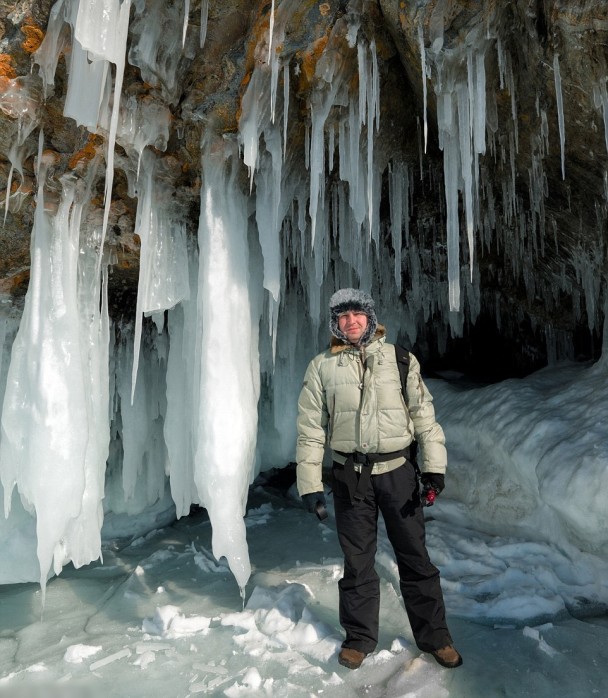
[2,358,608,697]
[1,482,607,698]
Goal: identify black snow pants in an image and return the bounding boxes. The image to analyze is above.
[332,460,453,654]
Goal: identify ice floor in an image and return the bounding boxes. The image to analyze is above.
[1,482,607,698]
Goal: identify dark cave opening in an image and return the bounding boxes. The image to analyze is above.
[421,312,603,383]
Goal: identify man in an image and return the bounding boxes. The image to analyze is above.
[296,288,462,670]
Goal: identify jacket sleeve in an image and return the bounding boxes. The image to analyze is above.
[296,357,328,496]
[406,353,447,474]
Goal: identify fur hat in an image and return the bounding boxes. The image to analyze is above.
[329,288,378,346]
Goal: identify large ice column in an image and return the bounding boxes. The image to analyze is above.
[0,150,109,593]
[0,317,40,584]
[194,142,261,592]
[63,176,110,568]
[164,254,200,519]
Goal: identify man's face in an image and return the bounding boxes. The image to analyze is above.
[338,310,368,344]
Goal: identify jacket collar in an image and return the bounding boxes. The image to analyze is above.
[329,324,386,354]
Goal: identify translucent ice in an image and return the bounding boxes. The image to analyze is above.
[193,141,261,591]
[0,149,109,593]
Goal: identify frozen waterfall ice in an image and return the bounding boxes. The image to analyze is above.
[0,0,607,605]
[0,142,109,596]
[190,142,261,592]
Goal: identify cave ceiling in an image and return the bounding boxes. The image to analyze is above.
[0,0,608,376]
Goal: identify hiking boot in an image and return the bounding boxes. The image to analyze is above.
[430,645,463,668]
[338,647,367,669]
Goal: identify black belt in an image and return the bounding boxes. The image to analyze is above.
[334,447,410,504]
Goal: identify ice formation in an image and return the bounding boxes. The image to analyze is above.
[0,0,606,595]
[0,141,109,595]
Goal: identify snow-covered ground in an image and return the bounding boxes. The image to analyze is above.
[2,358,608,697]
[1,484,608,697]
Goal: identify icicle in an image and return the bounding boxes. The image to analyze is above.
[116,95,172,178]
[164,260,199,518]
[429,0,446,53]
[182,0,189,47]
[268,0,275,66]
[63,38,110,129]
[418,24,428,153]
[283,62,290,160]
[114,325,168,508]
[371,39,380,132]
[366,43,375,239]
[309,88,334,246]
[389,162,409,294]
[255,128,284,310]
[437,82,463,311]
[554,54,566,179]
[239,69,267,191]
[460,68,474,280]
[128,0,184,103]
[200,0,209,48]
[74,0,132,277]
[596,79,608,156]
[0,76,42,220]
[3,164,13,225]
[473,51,486,156]
[358,41,367,127]
[33,0,71,98]
[270,43,280,124]
[130,151,189,403]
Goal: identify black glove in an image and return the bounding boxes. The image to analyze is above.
[301,492,327,519]
[420,473,445,495]
[420,473,444,507]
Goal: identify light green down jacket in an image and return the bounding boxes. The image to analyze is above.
[296,326,447,496]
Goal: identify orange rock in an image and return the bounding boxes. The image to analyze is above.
[0,54,16,79]
[21,21,44,54]
[68,135,104,170]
